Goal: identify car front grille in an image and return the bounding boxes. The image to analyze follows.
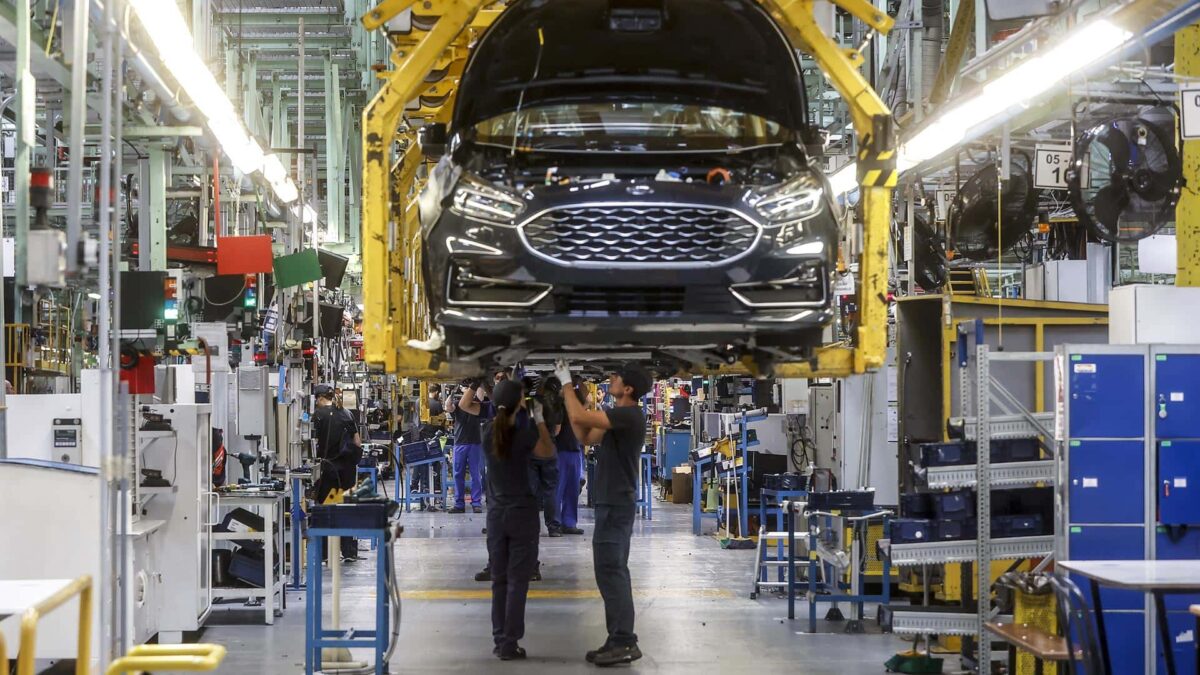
[564,286,686,315]
[522,205,759,266]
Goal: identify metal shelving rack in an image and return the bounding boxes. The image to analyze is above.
[881,323,1057,667]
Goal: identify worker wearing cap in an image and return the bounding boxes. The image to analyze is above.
[555,360,651,666]
[312,383,363,561]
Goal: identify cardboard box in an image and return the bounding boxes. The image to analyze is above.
[671,467,693,504]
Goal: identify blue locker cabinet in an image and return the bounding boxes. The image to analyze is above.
[1159,441,1200,525]
[1068,440,1146,524]
[1068,353,1146,439]
[1069,526,1147,610]
[1157,527,1200,612]
[1155,353,1200,439]
[1104,611,1148,675]
[1156,610,1198,675]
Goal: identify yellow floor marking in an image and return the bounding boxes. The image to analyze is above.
[401,588,735,600]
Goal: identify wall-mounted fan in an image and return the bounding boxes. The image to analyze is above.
[947,159,1039,261]
[912,209,947,291]
[1067,117,1181,243]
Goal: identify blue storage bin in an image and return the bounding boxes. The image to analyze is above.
[891,518,932,544]
[931,489,974,520]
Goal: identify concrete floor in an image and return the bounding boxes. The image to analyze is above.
[205,501,910,673]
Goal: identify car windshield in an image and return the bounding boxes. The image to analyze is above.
[473,102,788,152]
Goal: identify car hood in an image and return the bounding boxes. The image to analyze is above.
[452,0,809,133]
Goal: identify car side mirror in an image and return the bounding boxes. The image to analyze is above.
[418,123,448,159]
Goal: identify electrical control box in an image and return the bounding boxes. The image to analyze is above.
[236,366,268,438]
[51,417,82,464]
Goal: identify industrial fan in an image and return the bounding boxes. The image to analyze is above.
[912,209,948,291]
[1067,116,1182,243]
[946,160,1039,261]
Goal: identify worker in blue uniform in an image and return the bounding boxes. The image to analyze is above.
[447,379,487,513]
[543,377,586,535]
[482,378,556,660]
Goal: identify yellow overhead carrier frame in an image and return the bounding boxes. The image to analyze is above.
[359,0,895,378]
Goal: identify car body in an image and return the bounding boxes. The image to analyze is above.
[418,0,839,373]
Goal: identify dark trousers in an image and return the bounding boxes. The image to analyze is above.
[530,457,561,531]
[487,504,540,651]
[593,503,638,647]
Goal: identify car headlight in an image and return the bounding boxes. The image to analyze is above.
[450,173,526,226]
[747,172,824,226]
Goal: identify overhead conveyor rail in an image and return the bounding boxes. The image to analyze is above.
[356,0,897,379]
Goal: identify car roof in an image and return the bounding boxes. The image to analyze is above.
[452,0,810,133]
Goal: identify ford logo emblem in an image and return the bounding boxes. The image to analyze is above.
[626,184,654,196]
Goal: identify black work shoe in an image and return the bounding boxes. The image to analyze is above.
[492,644,501,656]
[448,506,465,514]
[585,643,611,663]
[562,526,585,535]
[548,527,564,537]
[498,646,526,661]
[593,644,642,667]
[473,505,483,513]
[531,567,542,582]
[475,567,491,582]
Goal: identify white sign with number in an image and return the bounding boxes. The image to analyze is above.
[1034,144,1084,189]
[1182,88,1200,139]
[935,189,955,221]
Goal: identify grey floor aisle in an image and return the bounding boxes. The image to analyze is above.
[205,500,909,673]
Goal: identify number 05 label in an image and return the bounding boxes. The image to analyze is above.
[1033,144,1086,190]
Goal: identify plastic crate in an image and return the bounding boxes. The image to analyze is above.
[991,513,1045,538]
[932,517,977,541]
[808,489,874,511]
[309,503,391,530]
[931,489,975,519]
[899,492,934,518]
[891,518,933,544]
[919,441,976,467]
[992,437,1040,463]
[763,473,807,491]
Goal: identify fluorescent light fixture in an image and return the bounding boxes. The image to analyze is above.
[826,19,1132,195]
[87,292,101,300]
[127,0,302,197]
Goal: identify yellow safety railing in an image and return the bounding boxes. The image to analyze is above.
[105,644,227,675]
[12,575,92,675]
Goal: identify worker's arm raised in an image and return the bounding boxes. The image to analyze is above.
[457,381,482,416]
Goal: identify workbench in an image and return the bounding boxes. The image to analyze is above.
[211,491,286,625]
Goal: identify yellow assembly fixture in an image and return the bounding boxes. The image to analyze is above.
[357,0,896,379]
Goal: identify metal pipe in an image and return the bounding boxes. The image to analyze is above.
[66,0,89,274]
[0,92,15,459]
[112,5,129,656]
[14,0,32,301]
[96,0,116,664]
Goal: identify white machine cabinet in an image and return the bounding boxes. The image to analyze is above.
[140,403,213,643]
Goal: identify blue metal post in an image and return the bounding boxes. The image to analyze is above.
[290,475,305,590]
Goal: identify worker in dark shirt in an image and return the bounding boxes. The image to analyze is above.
[555,360,651,667]
[312,383,363,561]
[448,379,487,513]
[482,378,556,660]
[543,378,585,535]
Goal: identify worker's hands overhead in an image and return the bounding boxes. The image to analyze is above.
[554,359,573,387]
[530,400,546,425]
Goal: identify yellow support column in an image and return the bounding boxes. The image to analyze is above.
[1178,22,1200,286]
